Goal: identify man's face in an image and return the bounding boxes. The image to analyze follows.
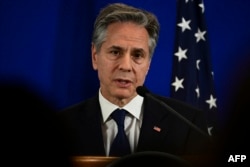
[92,22,151,106]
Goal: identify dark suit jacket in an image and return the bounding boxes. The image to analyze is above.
[57,93,211,157]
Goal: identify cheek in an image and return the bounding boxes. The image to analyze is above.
[97,59,112,77]
[95,56,107,70]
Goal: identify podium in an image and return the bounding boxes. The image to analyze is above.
[71,156,119,167]
[70,152,206,167]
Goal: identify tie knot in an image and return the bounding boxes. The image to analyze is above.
[111,109,126,127]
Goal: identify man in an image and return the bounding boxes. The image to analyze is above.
[58,3,210,158]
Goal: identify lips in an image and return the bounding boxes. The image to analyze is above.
[114,79,132,87]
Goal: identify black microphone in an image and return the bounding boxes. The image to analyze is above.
[136,86,209,138]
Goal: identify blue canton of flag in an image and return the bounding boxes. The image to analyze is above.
[170,0,217,136]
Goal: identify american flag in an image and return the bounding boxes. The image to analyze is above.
[170,0,217,136]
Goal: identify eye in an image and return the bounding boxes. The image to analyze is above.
[110,50,120,56]
[107,49,123,60]
[132,51,145,64]
[132,52,143,59]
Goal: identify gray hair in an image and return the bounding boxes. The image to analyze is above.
[92,3,160,58]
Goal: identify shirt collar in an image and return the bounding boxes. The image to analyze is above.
[99,89,144,123]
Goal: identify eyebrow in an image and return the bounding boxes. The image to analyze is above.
[108,45,123,50]
[108,45,146,53]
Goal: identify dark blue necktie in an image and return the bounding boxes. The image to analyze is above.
[109,109,131,156]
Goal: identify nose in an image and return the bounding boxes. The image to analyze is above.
[118,54,132,72]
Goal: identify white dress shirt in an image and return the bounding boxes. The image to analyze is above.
[99,89,144,156]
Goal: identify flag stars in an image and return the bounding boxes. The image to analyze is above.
[175,46,188,62]
[195,28,206,42]
[196,59,201,70]
[199,2,205,13]
[177,17,191,32]
[185,0,194,3]
[172,77,184,92]
[172,0,217,136]
[206,94,217,109]
[211,71,214,79]
[195,86,200,98]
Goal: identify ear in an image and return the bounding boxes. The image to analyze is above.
[91,43,98,70]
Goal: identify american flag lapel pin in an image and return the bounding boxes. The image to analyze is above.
[153,126,161,132]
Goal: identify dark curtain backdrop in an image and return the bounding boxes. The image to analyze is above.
[1,0,250,127]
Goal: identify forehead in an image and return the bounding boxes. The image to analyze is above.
[104,22,150,51]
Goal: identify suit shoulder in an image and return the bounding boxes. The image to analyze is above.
[154,94,201,112]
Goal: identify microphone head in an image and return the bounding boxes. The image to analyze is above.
[136,86,150,97]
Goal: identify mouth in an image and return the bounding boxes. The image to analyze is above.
[114,79,132,88]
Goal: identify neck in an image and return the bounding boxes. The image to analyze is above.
[100,90,136,107]
[111,97,132,107]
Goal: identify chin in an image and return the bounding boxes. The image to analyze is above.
[114,89,133,99]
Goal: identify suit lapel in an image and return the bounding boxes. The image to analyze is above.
[78,95,106,155]
[137,95,171,151]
